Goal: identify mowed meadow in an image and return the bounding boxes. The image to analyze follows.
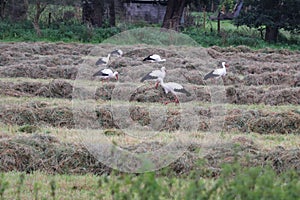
[0,37,300,199]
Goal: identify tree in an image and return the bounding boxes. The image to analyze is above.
[162,0,190,30]
[82,0,103,27]
[234,0,300,43]
[32,0,48,36]
[5,0,28,21]
[108,0,115,27]
[0,0,7,19]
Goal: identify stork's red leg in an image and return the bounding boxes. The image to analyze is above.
[174,96,179,105]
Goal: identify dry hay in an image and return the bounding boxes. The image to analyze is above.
[293,72,300,87]
[123,47,180,59]
[225,109,300,134]
[202,136,300,176]
[244,71,294,86]
[0,81,43,97]
[0,103,74,128]
[0,101,299,134]
[0,79,73,99]
[226,86,265,105]
[0,42,91,67]
[1,134,300,175]
[226,86,300,105]
[264,147,300,174]
[129,85,164,103]
[0,65,78,79]
[0,134,110,174]
[248,111,300,134]
[95,84,116,101]
[262,87,300,105]
[35,79,73,98]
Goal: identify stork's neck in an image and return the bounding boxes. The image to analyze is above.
[222,62,226,69]
[158,78,164,85]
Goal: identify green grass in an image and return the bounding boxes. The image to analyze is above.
[0,20,299,50]
[1,164,300,199]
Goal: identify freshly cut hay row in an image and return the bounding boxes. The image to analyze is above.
[0,42,92,66]
[226,86,300,105]
[1,134,300,176]
[0,134,110,174]
[0,102,299,134]
[244,71,294,86]
[264,147,300,174]
[248,111,300,134]
[262,87,300,105]
[0,79,73,99]
[225,109,300,134]
[36,79,73,99]
[0,65,78,79]
[0,105,74,128]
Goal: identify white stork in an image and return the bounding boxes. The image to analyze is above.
[204,62,229,80]
[93,68,118,82]
[157,77,191,104]
[111,49,123,57]
[95,54,111,66]
[141,67,166,88]
[143,54,166,62]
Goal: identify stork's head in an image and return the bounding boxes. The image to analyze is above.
[222,62,229,68]
[161,66,166,72]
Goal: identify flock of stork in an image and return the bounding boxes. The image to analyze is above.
[93,49,229,104]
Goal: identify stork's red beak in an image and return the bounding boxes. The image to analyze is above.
[115,74,119,81]
[155,81,159,89]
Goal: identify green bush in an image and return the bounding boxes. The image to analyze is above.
[0,20,299,50]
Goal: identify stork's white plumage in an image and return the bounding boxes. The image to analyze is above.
[111,49,123,57]
[204,62,229,80]
[96,54,111,66]
[141,67,166,88]
[143,54,166,62]
[93,68,118,81]
[157,77,191,104]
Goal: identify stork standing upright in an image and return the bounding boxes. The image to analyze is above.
[157,77,191,104]
[203,62,229,80]
[96,54,111,66]
[141,66,166,88]
[93,68,118,82]
[143,54,166,62]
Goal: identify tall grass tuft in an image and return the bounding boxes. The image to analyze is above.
[16,173,25,200]
[0,173,9,200]
[50,179,56,200]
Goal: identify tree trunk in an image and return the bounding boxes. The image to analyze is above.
[162,0,187,31]
[109,0,115,27]
[0,0,7,19]
[217,11,221,34]
[32,1,47,37]
[92,0,103,27]
[82,0,103,27]
[265,26,279,43]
